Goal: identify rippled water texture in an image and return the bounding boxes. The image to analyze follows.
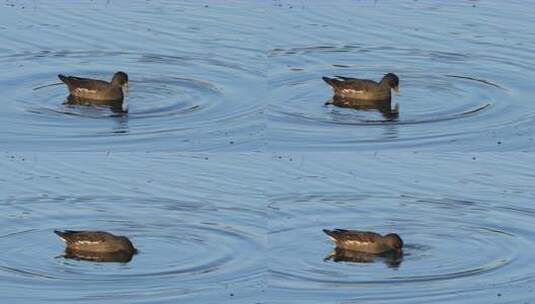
[0,1,266,151]
[0,153,267,303]
[2,153,535,303]
[2,1,535,304]
[267,153,535,303]
[1,1,534,150]
[266,0,535,151]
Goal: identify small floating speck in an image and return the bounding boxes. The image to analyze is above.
[332,64,352,68]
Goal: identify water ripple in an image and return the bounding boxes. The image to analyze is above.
[268,193,535,302]
[0,195,264,298]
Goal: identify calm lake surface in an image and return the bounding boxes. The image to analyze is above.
[1,1,534,304]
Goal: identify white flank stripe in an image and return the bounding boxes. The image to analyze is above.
[74,88,97,94]
[76,240,101,245]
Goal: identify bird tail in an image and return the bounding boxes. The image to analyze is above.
[58,74,68,82]
[322,76,340,87]
[54,230,68,241]
[58,74,73,89]
[322,229,338,241]
[54,230,78,242]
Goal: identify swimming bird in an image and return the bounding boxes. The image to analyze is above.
[54,230,136,255]
[322,73,399,100]
[323,229,403,254]
[58,71,128,101]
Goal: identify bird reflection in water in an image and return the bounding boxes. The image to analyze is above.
[325,95,399,120]
[61,248,135,263]
[325,96,399,120]
[324,247,403,269]
[64,95,128,115]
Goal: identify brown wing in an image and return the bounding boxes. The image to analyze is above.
[323,76,379,91]
[58,75,111,91]
[334,77,379,91]
[54,230,109,243]
[323,229,382,243]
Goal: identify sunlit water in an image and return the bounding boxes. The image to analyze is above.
[0,1,534,150]
[266,153,535,303]
[2,153,535,303]
[266,0,535,151]
[0,1,266,151]
[1,153,267,303]
[1,1,535,304]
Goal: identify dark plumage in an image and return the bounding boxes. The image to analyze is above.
[322,73,399,100]
[58,71,128,101]
[323,229,403,254]
[63,248,135,263]
[325,96,399,120]
[54,230,136,255]
[324,247,403,268]
[64,94,126,114]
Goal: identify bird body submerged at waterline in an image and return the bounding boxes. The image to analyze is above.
[58,71,128,101]
[322,73,399,100]
[54,230,137,254]
[324,247,403,268]
[325,95,399,120]
[323,229,403,254]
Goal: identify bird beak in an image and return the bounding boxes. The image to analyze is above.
[393,85,400,94]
